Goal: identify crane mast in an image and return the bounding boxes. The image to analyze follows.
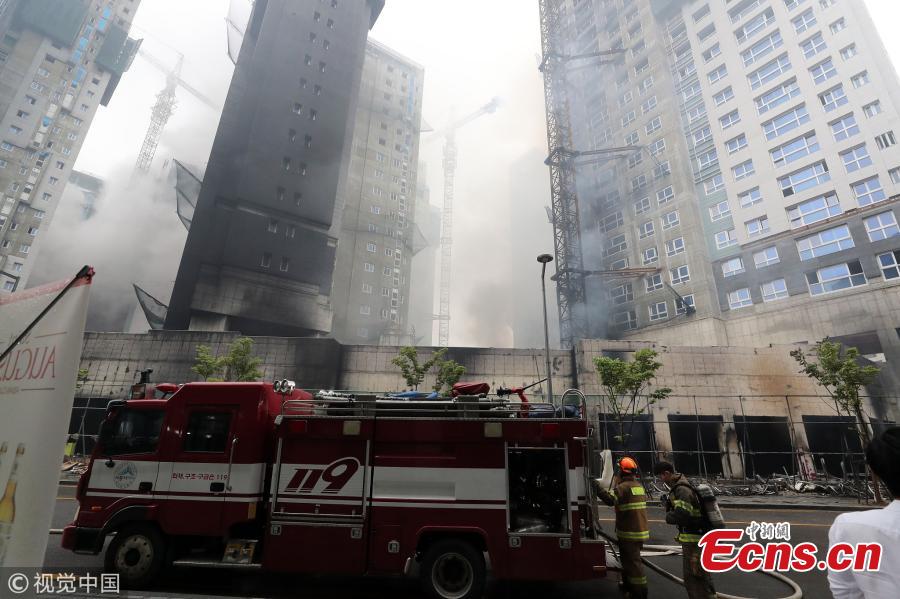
[434,98,500,347]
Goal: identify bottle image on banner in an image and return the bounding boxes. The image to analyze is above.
[0,443,24,564]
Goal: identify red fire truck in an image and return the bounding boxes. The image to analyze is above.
[62,381,607,598]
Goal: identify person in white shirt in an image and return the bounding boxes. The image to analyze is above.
[828,427,900,599]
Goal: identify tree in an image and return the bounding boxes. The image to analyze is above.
[391,346,447,390]
[224,337,264,382]
[192,344,225,381]
[791,340,882,501]
[76,368,89,390]
[594,349,671,453]
[434,359,466,395]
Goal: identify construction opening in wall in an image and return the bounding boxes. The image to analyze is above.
[668,414,724,477]
[734,415,794,478]
[597,413,656,474]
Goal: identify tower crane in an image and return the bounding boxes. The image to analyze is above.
[431,97,500,347]
[133,48,220,174]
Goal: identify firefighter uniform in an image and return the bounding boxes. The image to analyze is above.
[665,473,716,599]
[595,472,649,599]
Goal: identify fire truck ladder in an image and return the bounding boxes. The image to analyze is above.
[538,0,629,347]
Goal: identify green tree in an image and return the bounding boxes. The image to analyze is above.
[224,337,264,382]
[791,340,882,501]
[594,349,671,452]
[391,346,447,390]
[192,344,226,381]
[434,359,466,395]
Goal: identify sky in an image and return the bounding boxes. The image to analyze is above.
[32,0,900,345]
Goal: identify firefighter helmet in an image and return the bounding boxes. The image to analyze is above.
[619,456,638,473]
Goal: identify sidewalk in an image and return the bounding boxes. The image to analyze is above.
[717,494,881,511]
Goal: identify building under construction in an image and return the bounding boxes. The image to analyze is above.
[165,0,385,336]
[330,40,425,345]
[0,0,140,294]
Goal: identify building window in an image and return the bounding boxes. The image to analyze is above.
[840,44,857,61]
[754,246,780,268]
[364,262,375,272]
[726,134,748,154]
[763,104,810,141]
[818,85,848,113]
[792,8,816,34]
[260,252,271,268]
[733,160,755,181]
[656,186,674,205]
[694,126,713,147]
[797,224,855,260]
[649,301,668,322]
[610,283,634,305]
[720,110,741,130]
[703,43,721,63]
[830,113,859,141]
[877,251,900,280]
[841,145,873,173]
[728,288,753,309]
[280,257,290,272]
[800,32,827,59]
[646,273,663,293]
[851,71,870,89]
[670,265,690,285]
[267,219,278,233]
[875,131,897,150]
[713,87,735,107]
[643,247,659,264]
[864,211,899,242]
[634,197,651,214]
[707,64,727,85]
[748,53,791,90]
[808,58,837,85]
[806,260,866,295]
[665,237,685,256]
[771,132,819,168]
[779,161,830,196]
[661,210,679,230]
[383,266,392,275]
[704,174,724,195]
[713,228,737,250]
[612,310,638,331]
[829,18,846,34]
[638,220,655,239]
[761,279,789,302]
[852,176,886,207]
[758,78,802,114]
[360,305,371,316]
[788,192,841,228]
[742,31,783,67]
[709,200,731,222]
[698,149,718,170]
[641,96,657,114]
[746,215,770,238]
[722,257,745,278]
[366,242,376,253]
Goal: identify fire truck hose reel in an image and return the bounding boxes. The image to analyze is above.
[600,532,803,599]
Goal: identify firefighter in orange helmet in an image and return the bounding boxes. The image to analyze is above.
[594,456,649,598]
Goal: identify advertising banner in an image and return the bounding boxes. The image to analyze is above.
[0,268,93,567]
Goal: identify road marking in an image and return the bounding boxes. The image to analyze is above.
[56,496,76,501]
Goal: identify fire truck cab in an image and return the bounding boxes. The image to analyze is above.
[62,381,606,598]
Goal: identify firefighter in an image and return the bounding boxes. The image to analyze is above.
[594,456,649,599]
[653,461,716,599]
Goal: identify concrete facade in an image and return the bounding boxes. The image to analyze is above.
[74,330,898,477]
[331,40,424,345]
[165,0,384,337]
[0,0,140,293]
[556,0,900,382]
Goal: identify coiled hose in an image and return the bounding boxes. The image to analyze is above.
[599,531,804,599]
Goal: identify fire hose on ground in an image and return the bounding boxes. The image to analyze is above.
[599,530,804,599]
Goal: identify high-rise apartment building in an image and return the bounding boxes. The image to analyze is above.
[165,0,385,337]
[0,0,140,293]
[331,40,423,344]
[558,0,900,368]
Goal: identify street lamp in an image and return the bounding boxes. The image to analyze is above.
[537,254,554,406]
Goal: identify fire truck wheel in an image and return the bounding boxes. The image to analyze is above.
[104,524,166,589]
[420,539,486,599]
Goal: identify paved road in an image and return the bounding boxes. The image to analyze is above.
[45,485,847,598]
